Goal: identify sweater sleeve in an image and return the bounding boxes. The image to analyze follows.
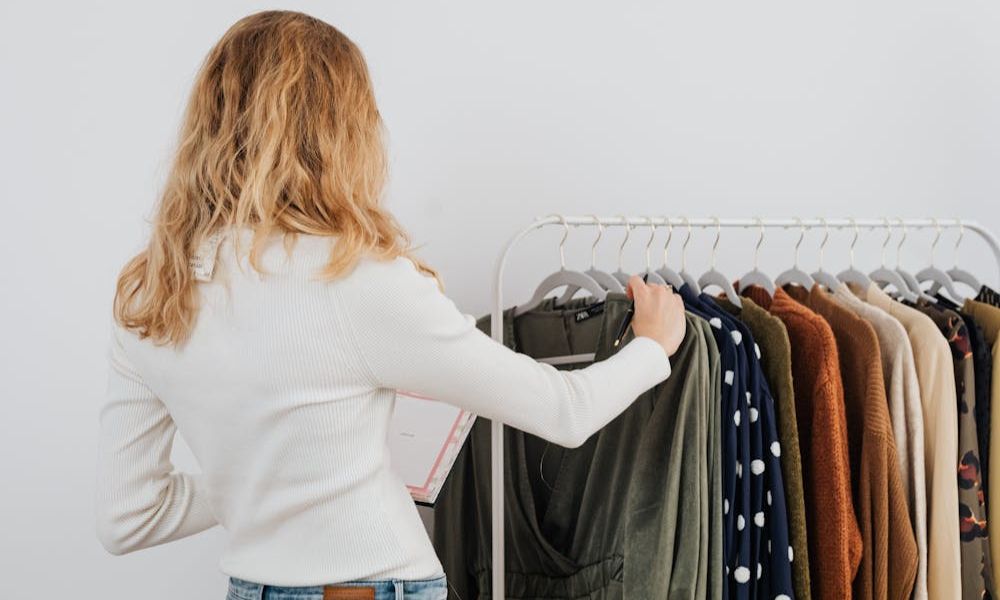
[94,320,219,555]
[333,255,673,448]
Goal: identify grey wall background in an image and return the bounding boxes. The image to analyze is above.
[2,1,999,597]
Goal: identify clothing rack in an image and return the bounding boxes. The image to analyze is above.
[488,216,1000,599]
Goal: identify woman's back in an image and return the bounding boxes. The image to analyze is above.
[101,227,445,585]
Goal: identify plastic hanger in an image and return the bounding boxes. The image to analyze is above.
[678,216,701,293]
[891,218,933,301]
[943,219,982,293]
[775,217,816,289]
[556,215,624,304]
[810,218,845,291]
[916,218,964,302]
[655,217,685,289]
[611,215,635,286]
[868,218,919,302]
[737,217,776,297]
[836,218,873,288]
[641,217,668,286]
[697,217,742,307]
[514,215,607,317]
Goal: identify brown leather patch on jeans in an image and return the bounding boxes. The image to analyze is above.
[322,586,375,600]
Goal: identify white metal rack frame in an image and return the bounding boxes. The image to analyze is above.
[487,216,1000,599]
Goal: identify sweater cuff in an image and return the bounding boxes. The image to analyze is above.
[618,335,672,385]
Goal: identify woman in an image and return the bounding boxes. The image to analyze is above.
[95,10,686,600]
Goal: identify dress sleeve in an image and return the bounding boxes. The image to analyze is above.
[94,320,219,555]
[333,255,673,448]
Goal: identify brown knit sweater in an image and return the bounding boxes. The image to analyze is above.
[717,295,811,600]
[785,285,918,600]
[744,286,861,600]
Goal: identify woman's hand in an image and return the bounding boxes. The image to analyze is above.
[626,275,686,357]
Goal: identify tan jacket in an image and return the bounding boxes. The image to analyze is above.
[862,284,962,600]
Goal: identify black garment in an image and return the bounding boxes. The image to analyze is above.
[977,285,1000,308]
[432,294,716,599]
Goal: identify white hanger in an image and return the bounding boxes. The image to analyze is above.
[656,217,685,288]
[611,215,635,286]
[775,217,816,289]
[514,215,607,317]
[678,216,701,293]
[737,217,776,297]
[836,218,873,288]
[869,217,919,302]
[698,217,742,307]
[916,217,964,302]
[556,215,625,304]
[811,218,844,291]
[641,217,669,286]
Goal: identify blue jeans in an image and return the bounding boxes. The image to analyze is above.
[226,575,448,600]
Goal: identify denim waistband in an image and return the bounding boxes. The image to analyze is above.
[226,575,448,600]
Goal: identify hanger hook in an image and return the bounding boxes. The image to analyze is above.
[661,217,674,268]
[644,217,657,272]
[896,217,907,269]
[753,216,765,271]
[848,217,860,269]
[930,217,941,266]
[587,214,602,269]
[681,216,693,271]
[953,218,965,269]
[552,214,570,270]
[710,216,721,270]
[817,217,830,271]
[617,215,632,273]
[880,217,893,268]
[793,217,806,269]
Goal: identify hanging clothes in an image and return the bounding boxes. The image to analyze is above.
[432,294,719,599]
[784,285,917,600]
[907,299,994,600]
[857,283,962,600]
[831,284,929,600]
[681,285,795,600]
[716,295,812,600]
[743,286,861,600]
[959,297,1000,595]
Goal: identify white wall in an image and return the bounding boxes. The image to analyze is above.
[2,1,999,597]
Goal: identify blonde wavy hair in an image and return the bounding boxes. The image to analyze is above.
[114,10,440,346]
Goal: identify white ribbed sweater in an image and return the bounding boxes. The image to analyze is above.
[95,226,672,586]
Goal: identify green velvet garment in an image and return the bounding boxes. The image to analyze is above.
[432,293,720,599]
[716,296,812,600]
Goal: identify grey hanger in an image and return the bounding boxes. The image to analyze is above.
[891,218,933,301]
[836,218,873,289]
[556,215,624,304]
[698,217,742,307]
[655,217,685,289]
[514,215,607,317]
[916,218,964,302]
[811,217,845,291]
[869,218,919,302]
[641,217,668,286]
[678,216,701,293]
[944,219,982,293]
[611,215,635,286]
[775,217,816,289]
[737,217,776,297]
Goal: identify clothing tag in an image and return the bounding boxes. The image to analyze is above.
[574,300,606,323]
[322,586,375,600]
[189,229,228,282]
